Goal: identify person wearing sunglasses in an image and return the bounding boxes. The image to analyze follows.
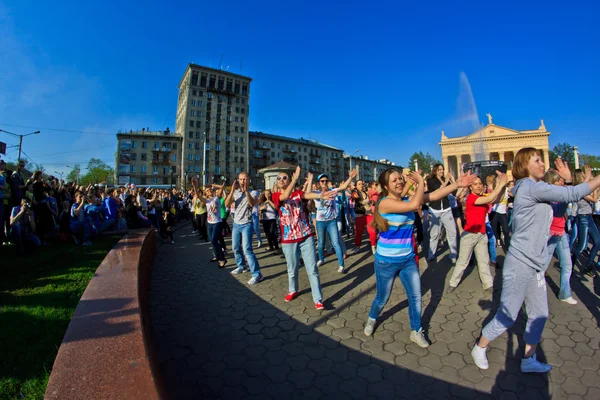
[310,170,357,273]
[272,166,337,309]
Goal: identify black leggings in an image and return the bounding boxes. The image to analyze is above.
[195,213,208,241]
[491,212,510,246]
[262,219,279,249]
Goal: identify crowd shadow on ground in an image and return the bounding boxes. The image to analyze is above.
[148,229,554,399]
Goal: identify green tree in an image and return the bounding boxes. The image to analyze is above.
[408,151,442,174]
[80,158,114,185]
[66,164,81,184]
[579,153,600,170]
[549,142,574,168]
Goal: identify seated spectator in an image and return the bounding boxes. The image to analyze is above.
[10,196,41,253]
[70,191,93,246]
[124,194,152,229]
[116,209,128,231]
[59,201,72,242]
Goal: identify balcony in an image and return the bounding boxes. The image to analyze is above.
[206,86,235,97]
[282,148,296,153]
[283,155,298,163]
[151,159,171,165]
[152,147,172,153]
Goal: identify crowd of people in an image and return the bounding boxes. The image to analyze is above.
[178,149,600,375]
[3,148,600,375]
[0,159,197,254]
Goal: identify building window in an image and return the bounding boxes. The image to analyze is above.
[235,116,239,122]
[191,110,195,116]
[188,143,193,149]
[271,151,275,157]
[131,177,136,184]
[172,154,177,162]
[131,153,137,161]
[241,117,245,123]
[241,157,245,164]
[207,93,213,99]
[278,144,281,149]
[198,100,203,107]
[235,146,238,152]
[235,156,238,162]
[189,131,194,139]
[195,165,200,172]
[188,154,193,161]
[189,120,194,127]
[141,165,147,173]
[153,177,158,184]
[199,90,204,97]
[141,153,147,161]
[130,165,136,172]
[141,141,147,148]
[132,141,137,148]
[195,154,200,161]
[242,85,248,96]
[173,143,177,149]
[234,126,239,132]
[192,100,196,106]
[153,165,158,173]
[206,144,210,150]
[241,127,245,133]
[242,99,246,105]
[241,108,245,115]
[188,165,193,172]
[215,166,221,174]
[235,167,240,173]
[141,177,147,184]
[215,144,221,151]
[192,89,197,96]
[226,135,231,142]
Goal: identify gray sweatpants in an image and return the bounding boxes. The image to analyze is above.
[481,251,548,345]
[448,231,493,289]
[428,209,458,260]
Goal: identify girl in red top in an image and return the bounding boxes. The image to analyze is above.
[447,172,508,292]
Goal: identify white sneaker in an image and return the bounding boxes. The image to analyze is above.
[471,344,489,370]
[231,268,244,275]
[247,275,264,285]
[560,297,578,305]
[338,266,345,273]
[364,317,376,336]
[316,260,324,267]
[521,354,552,373]
[410,328,429,348]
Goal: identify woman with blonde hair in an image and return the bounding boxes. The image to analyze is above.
[472,149,600,373]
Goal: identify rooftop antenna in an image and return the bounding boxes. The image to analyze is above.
[218,53,224,70]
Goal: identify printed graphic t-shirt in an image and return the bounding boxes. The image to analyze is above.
[206,196,222,224]
[273,190,314,243]
[314,189,338,222]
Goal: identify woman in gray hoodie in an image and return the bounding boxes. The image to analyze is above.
[471,148,600,374]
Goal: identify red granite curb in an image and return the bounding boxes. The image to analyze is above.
[44,228,165,400]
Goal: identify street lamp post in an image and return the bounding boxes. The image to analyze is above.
[67,165,81,185]
[349,149,360,174]
[0,129,40,161]
[54,171,64,181]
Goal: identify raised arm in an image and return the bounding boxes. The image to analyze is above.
[279,167,300,202]
[474,172,508,205]
[425,171,477,203]
[337,169,358,191]
[212,183,225,198]
[532,160,599,203]
[378,172,425,214]
[224,180,239,207]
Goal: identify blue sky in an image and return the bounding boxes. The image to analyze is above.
[1,0,599,177]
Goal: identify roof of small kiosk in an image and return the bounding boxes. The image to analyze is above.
[258,160,297,173]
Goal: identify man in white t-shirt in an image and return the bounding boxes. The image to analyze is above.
[225,172,263,284]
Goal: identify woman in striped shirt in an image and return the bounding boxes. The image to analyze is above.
[364,168,475,347]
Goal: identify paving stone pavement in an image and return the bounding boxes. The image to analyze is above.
[149,226,600,399]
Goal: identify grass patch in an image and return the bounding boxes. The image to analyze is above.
[0,235,123,400]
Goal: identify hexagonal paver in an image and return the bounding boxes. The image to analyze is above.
[287,369,315,389]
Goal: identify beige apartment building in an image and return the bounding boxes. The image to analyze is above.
[115,128,183,187]
[175,64,252,187]
[249,131,345,189]
[343,155,396,182]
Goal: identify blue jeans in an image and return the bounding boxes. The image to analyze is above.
[70,217,92,241]
[344,209,355,234]
[574,214,600,266]
[207,222,225,261]
[568,216,579,250]
[252,214,262,245]
[369,257,422,331]
[486,221,496,263]
[11,224,41,250]
[316,219,344,267]
[232,222,261,278]
[545,234,573,300]
[282,236,323,303]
